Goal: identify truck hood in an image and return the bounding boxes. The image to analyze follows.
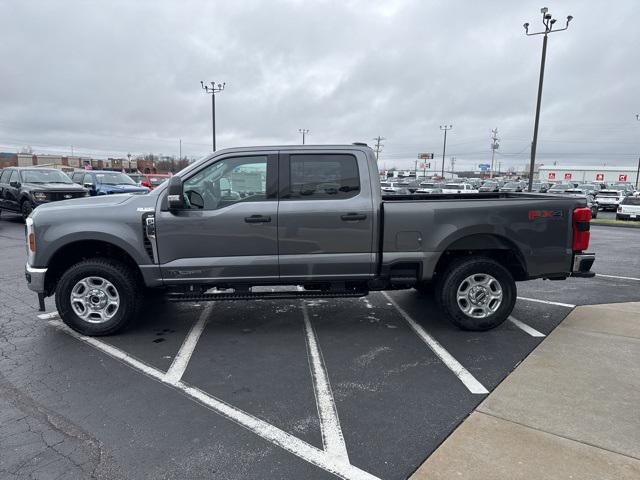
[24,182,85,191]
[33,194,131,214]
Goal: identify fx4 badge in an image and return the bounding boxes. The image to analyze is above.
[528,210,564,220]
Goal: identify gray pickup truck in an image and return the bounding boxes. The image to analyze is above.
[25,144,595,335]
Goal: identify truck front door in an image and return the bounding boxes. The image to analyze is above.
[277,151,374,281]
[155,153,279,283]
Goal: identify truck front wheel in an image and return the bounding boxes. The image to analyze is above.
[55,258,140,336]
[436,257,516,331]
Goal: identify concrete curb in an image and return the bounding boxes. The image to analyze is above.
[410,302,640,480]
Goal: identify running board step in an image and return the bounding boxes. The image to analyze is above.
[166,290,368,302]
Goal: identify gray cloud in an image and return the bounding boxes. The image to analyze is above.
[1,0,638,171]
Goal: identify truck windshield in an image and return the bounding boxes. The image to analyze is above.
[444,184,463,189]
[95,172,137,185]
[21,169,73,184]
[622,197,640,205]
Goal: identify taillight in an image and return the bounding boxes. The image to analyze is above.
[617,206,622,213]
[572,207,591,251]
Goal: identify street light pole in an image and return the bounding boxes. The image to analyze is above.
[298,128,310,145]
[200,81,226,152]
[440,125,452,178]
[524,8,573,192]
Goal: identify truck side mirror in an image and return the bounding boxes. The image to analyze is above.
[167,176,184,210]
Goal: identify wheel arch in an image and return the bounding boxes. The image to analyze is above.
[434,233,528,281]
[44,239,143,296]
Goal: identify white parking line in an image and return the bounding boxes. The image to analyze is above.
[165,303,214,385]
[37,311,60,320]
[48,319,380,480]
[597,273,640,282]
[301,301,349,462]
[381,292,489,395]
[508,316,546,337]
[517,296,576,308]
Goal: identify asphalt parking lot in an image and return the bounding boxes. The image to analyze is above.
[1,211,640,480]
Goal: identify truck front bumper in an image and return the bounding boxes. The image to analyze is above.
[25,264,47,293]
[571,253,595,278]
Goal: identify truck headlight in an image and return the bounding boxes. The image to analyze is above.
[33,192,48,202]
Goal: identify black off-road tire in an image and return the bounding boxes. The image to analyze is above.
[21,200,33,221]
[435,257,516,331]
[55,258,141,336]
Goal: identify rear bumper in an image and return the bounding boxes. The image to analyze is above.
[25,263,47,293]
[571,253,595,278]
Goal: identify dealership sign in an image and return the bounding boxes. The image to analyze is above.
[619,174,628,182]
[564,173,572,180]
[548,172,556,180]
[418,153,434,159]
[596,173,604,181]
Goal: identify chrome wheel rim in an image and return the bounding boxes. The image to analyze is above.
[456,273,503,319]
[70,276,120,324]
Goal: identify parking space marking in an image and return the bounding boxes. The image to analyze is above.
[165,304,214,384]
[301,301,349,462]
[508,316,546,337]
[517,296,575,308]
[48,318,380,480]
[37,311,60,320]
[381,292,489,395]
[596,273,640,282]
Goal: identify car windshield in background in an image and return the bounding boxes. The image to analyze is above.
[96,172,137,185]
[21,169,73,184]
[444,184,463,189]
[420,183,438,188]
[598,192,620,197]
[503,182,520,188]
[622,196,640,205]
[147,176,168,187]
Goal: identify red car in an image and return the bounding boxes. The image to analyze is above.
[140,173,170,190]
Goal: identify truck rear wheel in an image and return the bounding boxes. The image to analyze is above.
[55,258,140,336]
[436,257,516,331]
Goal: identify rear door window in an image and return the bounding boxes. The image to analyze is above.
[287,154,360,200]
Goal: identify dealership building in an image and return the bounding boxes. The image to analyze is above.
[538,165,639,186]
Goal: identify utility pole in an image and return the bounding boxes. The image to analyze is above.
[298,128,310,145]
[524,8,573,191]
[439,125,452,178]
[179,139,182,161]
[490,128,499,178]
[450,157,456,173]
[372,136,385,162]
[635,114,640,189]
[498,161,502,176]
[71,145,74,157]
[200,81,226,152]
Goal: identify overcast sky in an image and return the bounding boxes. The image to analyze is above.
[1,0,639,171]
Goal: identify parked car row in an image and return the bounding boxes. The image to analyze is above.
[0,166,172,221]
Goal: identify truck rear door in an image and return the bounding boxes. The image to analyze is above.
[277,151,375,281]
